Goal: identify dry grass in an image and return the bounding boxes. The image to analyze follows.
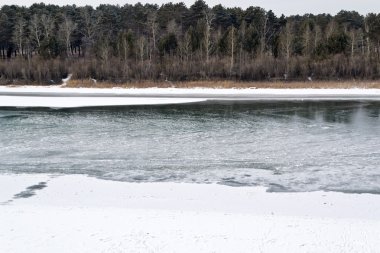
[65,79,380,89]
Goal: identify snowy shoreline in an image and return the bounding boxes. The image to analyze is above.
[2,86,380,108]
[1,174,380,252]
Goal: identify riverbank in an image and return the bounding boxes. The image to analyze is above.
[64,80,380,89]
[1,174,379,253]
[2,86,380,108]
[5,80,380,89]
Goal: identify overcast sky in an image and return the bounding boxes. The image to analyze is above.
[4,0,380,16]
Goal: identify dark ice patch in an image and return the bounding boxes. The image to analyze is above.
[26,182,47,190]
[220,179,247,187]
[0,114,27,120]
[13,182,47,199]
[266,183,289,192]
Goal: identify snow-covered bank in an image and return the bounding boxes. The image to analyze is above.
[0,96,206,108]
[3,86,380,96]
[2,86,380,108]
[1,174,379,252]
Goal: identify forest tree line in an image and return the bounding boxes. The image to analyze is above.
[1,1,380,84]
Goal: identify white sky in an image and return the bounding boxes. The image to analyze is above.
[3,0,380,16]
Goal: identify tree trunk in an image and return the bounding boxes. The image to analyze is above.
[230,27,235,76]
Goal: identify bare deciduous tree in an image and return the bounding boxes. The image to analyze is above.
[203,9,214,64]
[59,15,77,57]
[29,14,42,50]
[147,11,158,61]
[181,30,192,62]
[303,22,311,57]
[228,26,236,75]
[40,14,54,41]
[138,36,146,64]
[364,18,371,58]
[13,17,26,56]
[280,20,294,74]
[326,20,336,39]
[313,25,322,51]
[80,8,101,57]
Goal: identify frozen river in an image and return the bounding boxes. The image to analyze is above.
[1,100,380,193]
